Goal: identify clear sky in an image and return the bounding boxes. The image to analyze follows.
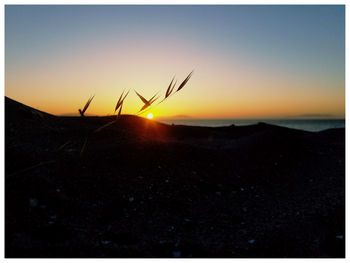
[5,5,345,119]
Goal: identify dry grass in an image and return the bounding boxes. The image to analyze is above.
[115,90,129,114]
[165,76,176,99]
[79,95,95,117]
[79,71,193,155]
[177,70,193,92]
[93,120,117,134]
[139,70,194,114]
[135,90,159,112]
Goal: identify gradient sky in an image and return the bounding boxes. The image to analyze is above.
[5,5,345,118]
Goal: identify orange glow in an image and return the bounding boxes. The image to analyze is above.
[5,6,345,120]
[5,51,344,119]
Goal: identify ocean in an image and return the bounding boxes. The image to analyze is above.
[159,119,345,132]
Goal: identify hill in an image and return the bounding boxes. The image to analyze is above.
[5,96,345,257]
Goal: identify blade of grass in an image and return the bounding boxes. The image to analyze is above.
[135,90,149,104]
[7,160,56,177]
[149,95,159,105]
[80,137,89,156]
[165,76,175,98]
[117,101,123,117]
[82,95,95,114]
[177,70,194,92]
[115,90,129,113]
[57,141,71,151]
[169,80,177,96]
[93,120,116,133]
[115,90,125,112]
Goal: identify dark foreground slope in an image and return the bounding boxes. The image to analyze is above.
[5,97,345,258]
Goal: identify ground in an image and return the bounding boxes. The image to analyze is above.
[5,97,345,257]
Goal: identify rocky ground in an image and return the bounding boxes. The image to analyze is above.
[5,97,345,257]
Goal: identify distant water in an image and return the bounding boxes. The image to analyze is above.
[159,119,345,132]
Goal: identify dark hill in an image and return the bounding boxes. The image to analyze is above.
[5,97,345,258]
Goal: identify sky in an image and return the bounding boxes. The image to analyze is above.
[5,5,345,119]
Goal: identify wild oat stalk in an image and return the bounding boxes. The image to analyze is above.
[91,89,129,134]
[176,70,193,92]
[156,76,177,105]
[79,137,89,156]
[57,140,71,151]
[134,90,160,112]
[137,70,194,115]
[79,95,95,117]
[117,102,123,117]
[115,90,129,114]
[79,70,193,156]
[165,76,176,99]
[93,120,117,133]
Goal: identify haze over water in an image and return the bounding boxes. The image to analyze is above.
[160,118,345,132]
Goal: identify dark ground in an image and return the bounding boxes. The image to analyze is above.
[5,96,345,258]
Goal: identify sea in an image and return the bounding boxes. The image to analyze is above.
[159,119,345,132]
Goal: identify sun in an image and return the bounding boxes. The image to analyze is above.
[147,113,154,119]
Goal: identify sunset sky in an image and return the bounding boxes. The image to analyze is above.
[5,5,345,119]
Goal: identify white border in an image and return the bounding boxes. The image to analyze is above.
[1,1,348,263]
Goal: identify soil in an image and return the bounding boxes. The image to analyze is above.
[5,96,345,258]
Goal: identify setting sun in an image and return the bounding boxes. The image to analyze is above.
[147,113,153,119]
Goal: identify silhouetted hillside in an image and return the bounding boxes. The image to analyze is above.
[5,97,345,258]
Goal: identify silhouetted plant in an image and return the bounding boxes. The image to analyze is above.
[79,95,95,117]
[80,71,193,155]
[138,70,194,115]
[134,90,159,112]
[115,90,129,115]
[165,76,177,99]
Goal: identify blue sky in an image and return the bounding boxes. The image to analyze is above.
[5,5,345,118]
